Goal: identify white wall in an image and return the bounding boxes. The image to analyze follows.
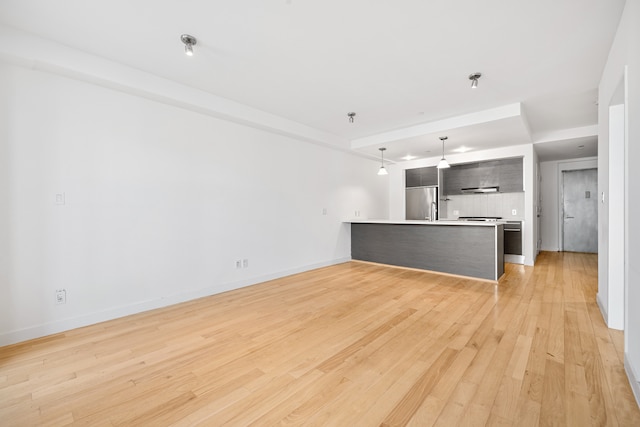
[538,157,598,252]
[389,144,537,266]
[0,62,388,345]
[598,0,640,403]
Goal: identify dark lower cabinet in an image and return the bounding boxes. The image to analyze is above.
[351,222,504,281]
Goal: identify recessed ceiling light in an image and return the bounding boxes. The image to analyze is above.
[402,154,418,161]
[453,146,472,153]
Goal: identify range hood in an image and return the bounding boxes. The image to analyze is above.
[460,186,499,193]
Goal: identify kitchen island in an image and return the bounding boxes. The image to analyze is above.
[347,220,504,281]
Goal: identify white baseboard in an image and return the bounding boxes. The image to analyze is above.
[0,257,350,347]
[504,254,525,264]
[596,293,608,326]
[624,355,640,408]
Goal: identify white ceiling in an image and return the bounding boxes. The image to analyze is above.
[0,0,625,163]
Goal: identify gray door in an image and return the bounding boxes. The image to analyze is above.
[562,169,598,253]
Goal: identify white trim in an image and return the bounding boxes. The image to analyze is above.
[596,293,608,325]
[505,255,525,264]
[624,356,640,408]
[0,257,350,346]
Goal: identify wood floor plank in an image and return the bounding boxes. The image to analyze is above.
[381,347,460,426]
[1,252,639,426]
[540,359,566,426]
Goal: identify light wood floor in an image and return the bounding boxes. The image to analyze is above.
[1,252,639,426]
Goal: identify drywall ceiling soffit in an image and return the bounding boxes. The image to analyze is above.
[533,125,598,162]
[534,136,598,162]
[0,0,626,162]
[350,103,533,163]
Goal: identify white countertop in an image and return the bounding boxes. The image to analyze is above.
[345,219,505,227]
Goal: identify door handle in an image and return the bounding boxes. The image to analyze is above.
[565,216,575,219]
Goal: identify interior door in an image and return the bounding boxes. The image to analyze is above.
[562,168,598,253]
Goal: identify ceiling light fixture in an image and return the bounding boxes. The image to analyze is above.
[348,112,356,123]
[378,148,388,175]
[469,72,482,89]
[181,34,197,56]
[437,137,450,169]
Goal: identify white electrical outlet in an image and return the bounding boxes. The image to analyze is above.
[55,193,65,205]
[55,289,66,305]
[512,209,517,216]
[453,210,459,216]
[242,259,249,268]
[322,208,327,215]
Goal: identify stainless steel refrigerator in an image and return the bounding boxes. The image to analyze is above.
[406,186,438,220]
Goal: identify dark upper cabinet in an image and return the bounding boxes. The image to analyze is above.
[497,158,524,192]
[442,157,523,195]
[405,166,438,187]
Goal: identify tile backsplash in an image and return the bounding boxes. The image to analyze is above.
[442,192,524,220]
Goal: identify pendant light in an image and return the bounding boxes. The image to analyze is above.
[378,148,388,175]
[437,136,450,169]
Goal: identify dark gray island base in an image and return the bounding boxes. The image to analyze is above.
[350,221,504,281]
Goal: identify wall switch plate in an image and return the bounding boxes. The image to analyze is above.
[453,210,459,216]
[55,289,66,305]
[235,260,242,269]
[322,208,327,215]
[512,209,517,215]
[242,259,248,268]
[55,193,65,205]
